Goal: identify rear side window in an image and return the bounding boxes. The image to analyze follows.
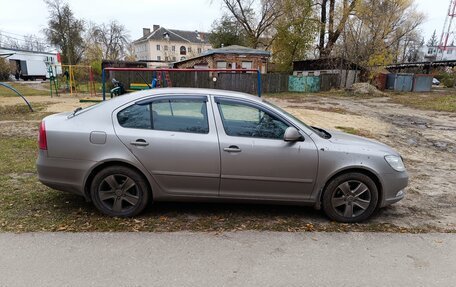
[117,104,151,129]
[117,98,209,134]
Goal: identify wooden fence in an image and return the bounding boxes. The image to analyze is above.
[108,70,289,95]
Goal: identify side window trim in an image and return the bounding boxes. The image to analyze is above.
[118,95,210,134]
[136,95,208,106]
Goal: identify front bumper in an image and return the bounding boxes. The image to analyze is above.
[379,170,409,207]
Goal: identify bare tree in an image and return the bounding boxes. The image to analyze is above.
[218,0,283,48]
[89,21,131,61]
[43,0,85,64]
[336,0,424,66]
[318,0,358,58]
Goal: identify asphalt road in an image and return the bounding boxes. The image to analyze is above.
[0,232,454,287]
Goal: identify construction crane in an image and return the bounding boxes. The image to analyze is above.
[439,0,456,54]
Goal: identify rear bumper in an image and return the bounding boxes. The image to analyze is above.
[36,150,95,198]
[379,170,409,208]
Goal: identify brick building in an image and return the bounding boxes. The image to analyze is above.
[173,45,270,74]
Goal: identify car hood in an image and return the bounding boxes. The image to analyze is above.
[327,130,399,156]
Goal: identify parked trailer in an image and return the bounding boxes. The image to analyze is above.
[19,60,48,81]
[0,47,61,81]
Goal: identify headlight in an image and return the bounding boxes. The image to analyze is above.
[384,155,406,172]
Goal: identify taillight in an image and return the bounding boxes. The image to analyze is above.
[39,121,47,150]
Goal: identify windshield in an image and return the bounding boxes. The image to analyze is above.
[265,100,331,139]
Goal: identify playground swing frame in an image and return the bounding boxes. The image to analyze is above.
[61,64,96,96]
[101,68,262,101]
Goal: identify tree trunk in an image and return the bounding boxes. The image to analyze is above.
[319,0,328,56]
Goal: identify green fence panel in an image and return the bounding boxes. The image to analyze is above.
[288,76,320,92]
[305,76,320,92]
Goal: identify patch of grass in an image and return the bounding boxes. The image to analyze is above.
[389,92,456,112]
[0,82,48,97]
[335,126,373,138]
[0,103,53,121]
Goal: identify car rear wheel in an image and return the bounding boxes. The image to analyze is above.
[322,172,378,223]
[90,166,149,217]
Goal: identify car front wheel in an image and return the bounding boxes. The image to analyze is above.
[90,166,150,217]
[322,172,378,223]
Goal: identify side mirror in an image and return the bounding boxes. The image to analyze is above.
[284,127,303,142]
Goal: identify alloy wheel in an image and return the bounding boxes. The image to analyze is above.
[331,180,372,218]
[98,174,140,213]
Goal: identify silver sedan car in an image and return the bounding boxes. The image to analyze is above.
[37,88,408,222]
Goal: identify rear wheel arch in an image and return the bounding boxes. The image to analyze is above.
[84,160,152,201]
[318,168,383,209]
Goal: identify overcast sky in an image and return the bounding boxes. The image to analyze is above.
[0,0,451,46]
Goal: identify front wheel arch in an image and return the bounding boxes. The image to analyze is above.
[84,161,152,202]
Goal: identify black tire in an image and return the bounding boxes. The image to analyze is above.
[322,172,378,223]
[90,166,150,217]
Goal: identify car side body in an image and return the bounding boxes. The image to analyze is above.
[37,88,408,222]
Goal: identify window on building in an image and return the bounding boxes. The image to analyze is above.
[157,56,161,61]
[164,45,168,51]
[172,46,175,52]
[172,56,176,61]
[180,46,186,55]
[156,44,160,51]
[216,61,227,69]
[165,56,169,61]
[448,49,453,54]
[241,61,253,69]
[188,47,192,53]
[197,47,202,54]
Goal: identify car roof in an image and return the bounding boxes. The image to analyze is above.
[111,87,260,104]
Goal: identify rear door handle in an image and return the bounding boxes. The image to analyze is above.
[223,145,241,153]
[130,139,149,147]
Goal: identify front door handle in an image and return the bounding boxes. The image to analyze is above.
[130,139,149,147]
[223,145,241,153]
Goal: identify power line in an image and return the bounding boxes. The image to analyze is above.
[0,32,50,46]
[0,29,47,42]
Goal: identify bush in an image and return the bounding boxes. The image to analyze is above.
[442,76,455,88]
[0,58,12,81]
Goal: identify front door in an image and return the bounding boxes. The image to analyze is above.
[114,95,220,196]
[213,97,318,200]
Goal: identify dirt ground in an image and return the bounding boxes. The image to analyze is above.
[0,95,94,137]
[0,91,455,231]
[268,95,456,230]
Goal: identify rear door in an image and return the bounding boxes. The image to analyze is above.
[113,95,220,196]
[212,97,318,200]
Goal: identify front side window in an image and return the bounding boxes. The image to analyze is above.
[118,98,209,134]
[156,44,160,51]
[217,101,289,139]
